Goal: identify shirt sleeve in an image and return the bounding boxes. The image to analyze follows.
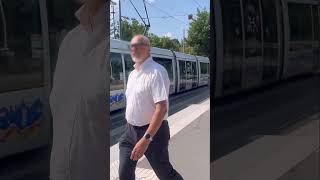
[151,69,170,104]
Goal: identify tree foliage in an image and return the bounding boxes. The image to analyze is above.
[149,33,180,51]
[120,18,180,51]
[186,9,210,56]
[120,17,148,41]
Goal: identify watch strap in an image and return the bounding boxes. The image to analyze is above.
[144,132,153,141]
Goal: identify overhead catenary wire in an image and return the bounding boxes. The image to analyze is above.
[144,0,189,26]
[142,14,196,19]
[120,0,194,40]
[127,0,151,35]
[128,0,148,26]
[191,0,202,9]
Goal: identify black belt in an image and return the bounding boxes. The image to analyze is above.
[129,120,168,130]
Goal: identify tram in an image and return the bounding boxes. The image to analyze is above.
[110,39,210,112]
[212,0,320,97]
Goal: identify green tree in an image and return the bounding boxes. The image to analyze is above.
[118,18,181,51]
[186,9,210,56]
[120,17,149,41]
[148,33,180,51]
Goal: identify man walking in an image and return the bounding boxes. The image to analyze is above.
[118,35,184,180]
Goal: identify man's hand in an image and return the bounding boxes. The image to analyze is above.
[130,100,167,161]
[130,138,151,161]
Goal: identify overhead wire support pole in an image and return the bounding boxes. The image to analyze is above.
[111,2,116,38]
[142,0,151,35]
[119,0,122,39]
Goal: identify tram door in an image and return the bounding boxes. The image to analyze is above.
[219,0,244,95]
[318,6,320,72]
[312,5,320,73]
[178,60,186,92]
[185,61,193,90]
[241,0,263,89]
[261,0,282,83]
[191,61,198,88]
[283,1,314,77]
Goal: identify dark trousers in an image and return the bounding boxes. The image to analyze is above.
[118,120,184,180]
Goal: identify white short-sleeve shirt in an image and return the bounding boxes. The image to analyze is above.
[125,56,170,126]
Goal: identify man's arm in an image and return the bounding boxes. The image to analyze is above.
[145,100,167,137]
[145,68,169,137]
[130,100,167,161]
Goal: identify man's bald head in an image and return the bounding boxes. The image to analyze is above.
[131,35,151,50]
[130,35,151,63]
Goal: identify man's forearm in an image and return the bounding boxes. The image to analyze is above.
[145,102,167,137]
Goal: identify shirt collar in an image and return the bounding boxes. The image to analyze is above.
[133,56,153,71]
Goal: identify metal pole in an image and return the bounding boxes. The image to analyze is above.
[111,3,116,38]
[0,0,8,50]
[183,28,185,53]
[119,0,122,39]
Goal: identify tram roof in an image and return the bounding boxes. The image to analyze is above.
[151,47,174,57]
[195,55,210,63]
[111,39,130,52]
[173,51,197,62]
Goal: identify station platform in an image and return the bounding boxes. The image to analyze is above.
[211,113,319,180]
[110,98,210,180]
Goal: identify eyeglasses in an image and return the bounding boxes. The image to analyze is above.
[129,43,147,49]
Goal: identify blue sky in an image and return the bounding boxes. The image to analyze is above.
[110,0,210,41]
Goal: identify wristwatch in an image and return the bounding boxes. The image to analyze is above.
[144,133,153,141]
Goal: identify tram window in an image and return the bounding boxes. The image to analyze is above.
[221,0,243,89]
[0,7,3,48]
[191,62,197,87]
[200,62,208,75]
[110,53,124,91]
[261,0,279,81]
[153,57,173,81]
[0,0,43,93]
[192,62,197,77]
[261,0,278,43]
[312,6,319,41]
[123,54,134,82]
[288,3,312,41]
[179,60,186,78]
[186,61,192,78]
[178,60,186,90]
[243,0,262,57]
